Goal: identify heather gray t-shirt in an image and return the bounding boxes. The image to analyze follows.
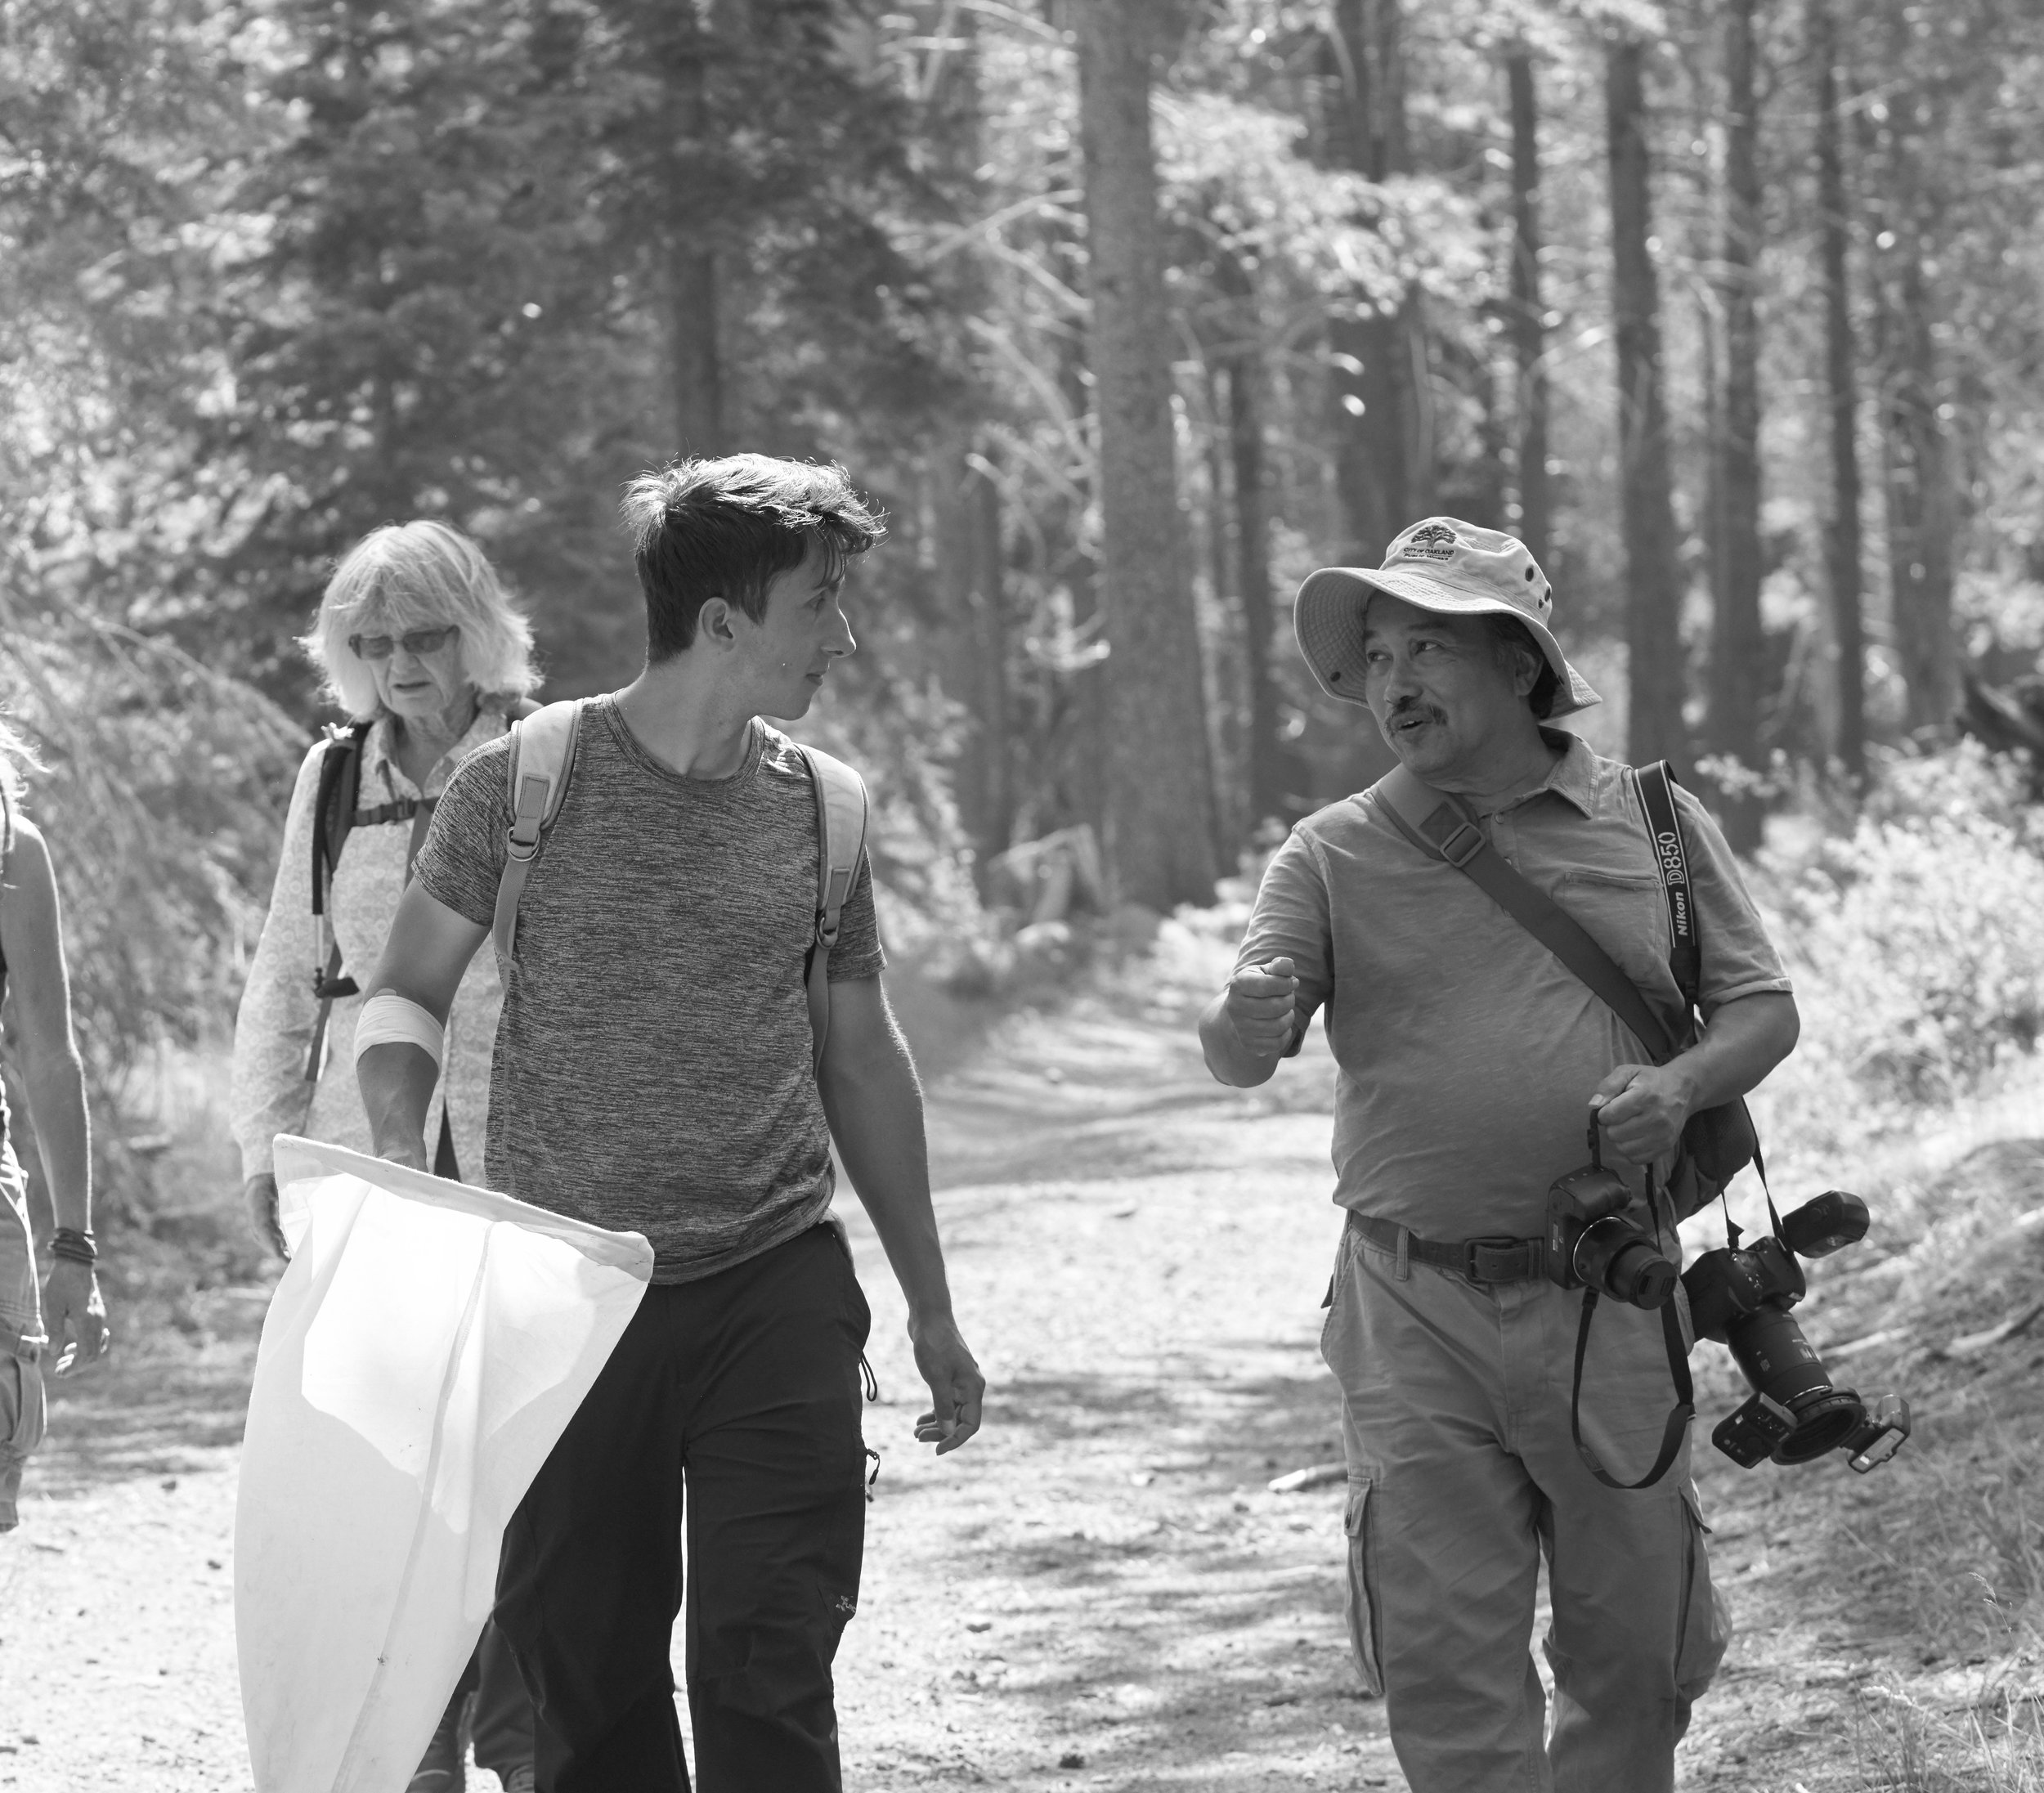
[413,696,885,1282]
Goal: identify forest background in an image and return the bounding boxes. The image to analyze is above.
[7,5,2044,1784]
[2,0,2044,1232]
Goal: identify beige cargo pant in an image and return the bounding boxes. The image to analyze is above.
[1320,1214,1729,1792]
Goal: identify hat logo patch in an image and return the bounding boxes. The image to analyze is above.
[1398,522,1459,563]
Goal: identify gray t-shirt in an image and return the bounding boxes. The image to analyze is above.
[1235,731,1791,1238]
[413,696,885,1282]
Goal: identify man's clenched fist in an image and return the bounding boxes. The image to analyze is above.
[1225,956,1301,1059]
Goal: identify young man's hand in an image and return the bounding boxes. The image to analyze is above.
[370,1129,433,1174]
[908,1312,984,1455]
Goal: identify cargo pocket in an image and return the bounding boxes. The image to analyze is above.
[1342,1477,1386,1698]
[0,1351,48,1531]
[1672,1481,1730,1700]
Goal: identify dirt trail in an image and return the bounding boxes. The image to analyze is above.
[0,991,2027,1790]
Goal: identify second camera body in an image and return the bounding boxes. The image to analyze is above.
[1682,1190,1911,1474]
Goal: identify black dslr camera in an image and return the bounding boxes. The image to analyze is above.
[1683,1190,1911,1474]
[1545,1120,1679,1309]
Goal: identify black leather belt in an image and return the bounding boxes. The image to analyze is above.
[1348,1212,1547,1284]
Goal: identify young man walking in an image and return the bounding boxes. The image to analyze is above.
[356,455,984,1792]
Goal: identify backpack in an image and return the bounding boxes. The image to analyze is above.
[488,700,871,1074]
[303,702,539,1087]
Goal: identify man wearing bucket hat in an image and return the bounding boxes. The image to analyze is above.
[1199,518,1800,1791]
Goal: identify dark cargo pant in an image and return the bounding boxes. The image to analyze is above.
[495,1222,871,1793]
[1321,1213,1730,1793]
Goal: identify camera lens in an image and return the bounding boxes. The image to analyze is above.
[1574,1218,1678,1309]
[1724,1306,1864,1462]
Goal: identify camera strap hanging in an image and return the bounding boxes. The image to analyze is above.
[1567,1130,1695,1490]
[1571,1287,1694,1490]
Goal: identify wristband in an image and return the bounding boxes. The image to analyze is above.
[353,990,446,1070]
[51,1227,97,1265]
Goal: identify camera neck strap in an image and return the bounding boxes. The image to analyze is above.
[1632,762,1701,1010]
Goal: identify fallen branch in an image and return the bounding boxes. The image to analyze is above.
[1823,1327,1909,1362]
[1943,1299,2044,1359]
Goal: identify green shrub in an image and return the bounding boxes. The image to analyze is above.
[1760,742,2044,1118]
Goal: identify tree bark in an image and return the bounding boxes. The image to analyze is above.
[1812,0,1866,784]
[932,434,1013,867]
[1605,37,1691,772]
[663,16,723,451]
[1217,277,1285,830]
[923,3,1015,868]
[1074,0,1218,909]
[1880,240,1957,737]
[1324,0,1423,562]
[1505,50,1549,571]
[1710,0,1765,850]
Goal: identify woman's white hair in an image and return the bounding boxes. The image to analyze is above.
[302,521,540,720]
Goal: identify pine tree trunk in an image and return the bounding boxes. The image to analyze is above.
[1221,307,1285,830]
[1812,0,1867,785]
[1605,37,1691,772]
[1074,0,1218,909]
[924,5,1014,868]
[1325,0,1420,562]
[1710,0,1765,851]
[1506,50,1549,571]
[933,435,1012,867]
[665,20,723,451]
[1881,240,1957,737]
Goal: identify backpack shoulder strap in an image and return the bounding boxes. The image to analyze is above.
[310,721,372,918]
[794,743,870,1073]
[491,698,583,966]
[1633,760,1701,1011]
[1370,762,1678,1063]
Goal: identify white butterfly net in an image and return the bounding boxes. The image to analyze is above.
[235,1136,652,1791]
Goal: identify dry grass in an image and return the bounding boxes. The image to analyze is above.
[1851,1684,2044,1791]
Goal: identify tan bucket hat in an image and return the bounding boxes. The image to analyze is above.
[1293,517,1601,719]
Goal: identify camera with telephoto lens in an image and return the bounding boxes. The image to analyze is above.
[1545,1119,1679,1310]
[1683,1190,1912,1474]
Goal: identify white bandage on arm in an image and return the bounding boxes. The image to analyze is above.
[352,990,446,1071]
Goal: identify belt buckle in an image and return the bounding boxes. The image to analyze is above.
[1462,1235,1531,1283]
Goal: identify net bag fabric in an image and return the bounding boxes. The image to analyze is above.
[236,1136,653,1791]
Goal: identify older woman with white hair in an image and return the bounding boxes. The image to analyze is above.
[231,518,536,1793]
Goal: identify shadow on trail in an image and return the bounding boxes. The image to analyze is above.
[34,1336,257,1499]
[928,1363,1395,1785]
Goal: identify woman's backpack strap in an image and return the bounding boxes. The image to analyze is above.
[310,722,373,919]
[795,745,870,1074]
[491,700,584,967]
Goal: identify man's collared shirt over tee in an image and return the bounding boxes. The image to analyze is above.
[414,696,885,1283]
[1235,729,1790,1240]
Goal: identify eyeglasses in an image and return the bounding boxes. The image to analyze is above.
[348,625,460,661]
